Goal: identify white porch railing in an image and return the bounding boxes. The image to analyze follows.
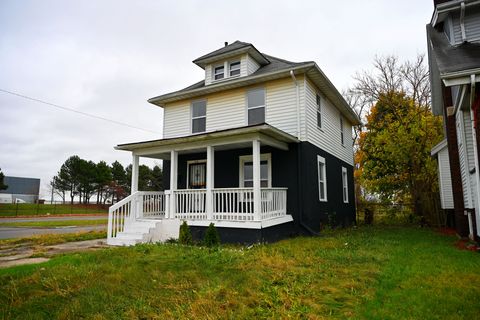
[172,189,207,220]
[108,188,287,240]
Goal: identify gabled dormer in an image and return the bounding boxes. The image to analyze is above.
[193,41,270,85]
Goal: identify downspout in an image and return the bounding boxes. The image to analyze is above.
[469,74,480,237]
[291,70,319,236]
[290,70,301,140]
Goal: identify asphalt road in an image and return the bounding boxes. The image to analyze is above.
[0,225,106,239]
[0,215,107,223]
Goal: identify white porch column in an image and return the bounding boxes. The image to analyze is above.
[206,145,215,220]
[253,139,261,221]
[131,154,139,194]
[169,150,178,219]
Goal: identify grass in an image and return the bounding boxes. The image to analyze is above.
[0,219,107,228]
[0,231,107,248]
[1,226,479,319]
[0,203,107,217]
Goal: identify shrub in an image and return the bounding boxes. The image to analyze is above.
[179,221,192,245]
[203,223,220,247]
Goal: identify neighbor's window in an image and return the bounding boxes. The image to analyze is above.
[342,167,348,203]
[214,65,224,80]
[317,155,327,201]
[230,61,241,77]
[316,94,322,129]
[247,88,265,125]
[340,116,344,145]
[191,100,206,133]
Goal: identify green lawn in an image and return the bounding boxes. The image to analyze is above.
[0,203,107,217]
[1,226,479,319]
[0,219,107,228]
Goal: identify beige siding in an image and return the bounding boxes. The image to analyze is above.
[206,88,246,131]
[205,65,213,86]
[438,147,454,209]
[163,101,190,138]
[246,54,260,75]
[305,79,354,165]
[265,76,305,138]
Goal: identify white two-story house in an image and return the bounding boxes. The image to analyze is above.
[428,0,480,240]
[107,41,360,245]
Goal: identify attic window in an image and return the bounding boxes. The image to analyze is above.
[229,61,240,77]
[214,65,224,80]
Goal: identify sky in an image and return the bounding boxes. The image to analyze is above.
[0,0,434,199]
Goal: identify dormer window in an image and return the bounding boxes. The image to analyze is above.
[214,65,224,80]
[229,61,240,77]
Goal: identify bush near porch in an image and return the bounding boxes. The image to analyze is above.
[1,226,480,319]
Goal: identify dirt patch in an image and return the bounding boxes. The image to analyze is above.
[436,227,457,236]
[0,239,107,268]
[454,239,480,252]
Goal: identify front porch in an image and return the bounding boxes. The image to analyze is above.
[107,124,298,245]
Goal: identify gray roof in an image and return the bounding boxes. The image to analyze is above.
[193,41,270,68]
[427,24,480,75]
[193,41,252,63]
[176,54,310,93]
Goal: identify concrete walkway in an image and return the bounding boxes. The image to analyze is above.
[0,239,108,269]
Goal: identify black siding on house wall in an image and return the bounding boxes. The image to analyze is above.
[163,141,355,238]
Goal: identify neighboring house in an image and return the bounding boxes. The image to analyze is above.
[427,0,480,239]
[0,176,40,203]
[108,41,360,246]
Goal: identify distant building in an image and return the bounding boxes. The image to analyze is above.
[0,176,40,203]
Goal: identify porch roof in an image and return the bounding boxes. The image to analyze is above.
[115,123,299,157]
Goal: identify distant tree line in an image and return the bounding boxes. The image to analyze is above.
[51,155,163,204]
[0,168,7,190]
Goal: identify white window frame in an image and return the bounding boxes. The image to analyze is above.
[342,166,348,203]
[239,153,271,188]
[340,116,345,146]
[317,155,327,202]
[186,159,207,189]
[213,64,224,80]
[191,100,207,134]
[316,94,322,129]
[229,61,241,77]
[246,87,266,126]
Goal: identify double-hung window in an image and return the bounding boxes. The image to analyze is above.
[239,154,271,188]
[191,100,206,133]
[214,65,224,80]
[317,156,327,201]
[247,88,265,125]
[340,116,344,145]
[229,61,240,77]
[342,167,348,203]
[316,94,322,129]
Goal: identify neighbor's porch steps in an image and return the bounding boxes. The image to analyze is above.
[107,219,180,246]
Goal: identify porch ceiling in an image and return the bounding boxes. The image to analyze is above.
[115,123,299,159]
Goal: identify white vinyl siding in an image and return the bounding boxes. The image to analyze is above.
[246,53,260,75]
[265,76,306,138]
[207,88,245,131]
[317,156,327,201]
[437,147,454,209]
[305,79,353,165]
[342,167,348,203]
[205,65,213,85]
[456,109,477,208]
[451,7,480,44]
[163,101,191,138]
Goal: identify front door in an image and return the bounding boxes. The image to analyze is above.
[188,162,206,189]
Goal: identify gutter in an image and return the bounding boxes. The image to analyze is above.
[468,74,480,237]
